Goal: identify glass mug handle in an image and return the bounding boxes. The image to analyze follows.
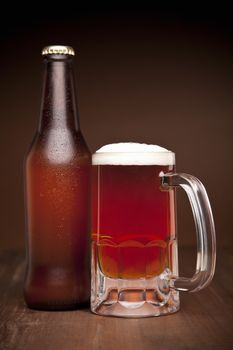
[160,172,216,292]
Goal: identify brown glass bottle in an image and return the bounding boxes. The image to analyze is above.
[24,45,91,310]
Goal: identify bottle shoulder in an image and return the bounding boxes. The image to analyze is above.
[25,129,91,166]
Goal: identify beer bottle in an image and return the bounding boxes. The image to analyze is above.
[24,45,91,310]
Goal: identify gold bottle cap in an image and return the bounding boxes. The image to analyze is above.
[42,45,75,56]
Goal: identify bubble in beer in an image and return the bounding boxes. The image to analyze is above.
[92,142,175,166]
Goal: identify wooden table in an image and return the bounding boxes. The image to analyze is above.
[0,249,233,350]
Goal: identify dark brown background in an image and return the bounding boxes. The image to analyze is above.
[0,6,232,257]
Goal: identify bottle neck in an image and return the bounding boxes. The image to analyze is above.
[39,56,80,132]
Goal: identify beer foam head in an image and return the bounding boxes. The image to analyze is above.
[92,142,175,165]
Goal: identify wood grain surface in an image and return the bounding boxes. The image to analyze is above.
[0,249,233,350]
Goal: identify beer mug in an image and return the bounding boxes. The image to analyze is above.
[91,143,216,317]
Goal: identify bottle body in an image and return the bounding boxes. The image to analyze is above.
[24,47,91,310]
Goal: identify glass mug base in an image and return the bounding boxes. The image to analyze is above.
[91,243,180,318]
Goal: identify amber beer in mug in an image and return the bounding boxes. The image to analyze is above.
[91,143,216,317]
